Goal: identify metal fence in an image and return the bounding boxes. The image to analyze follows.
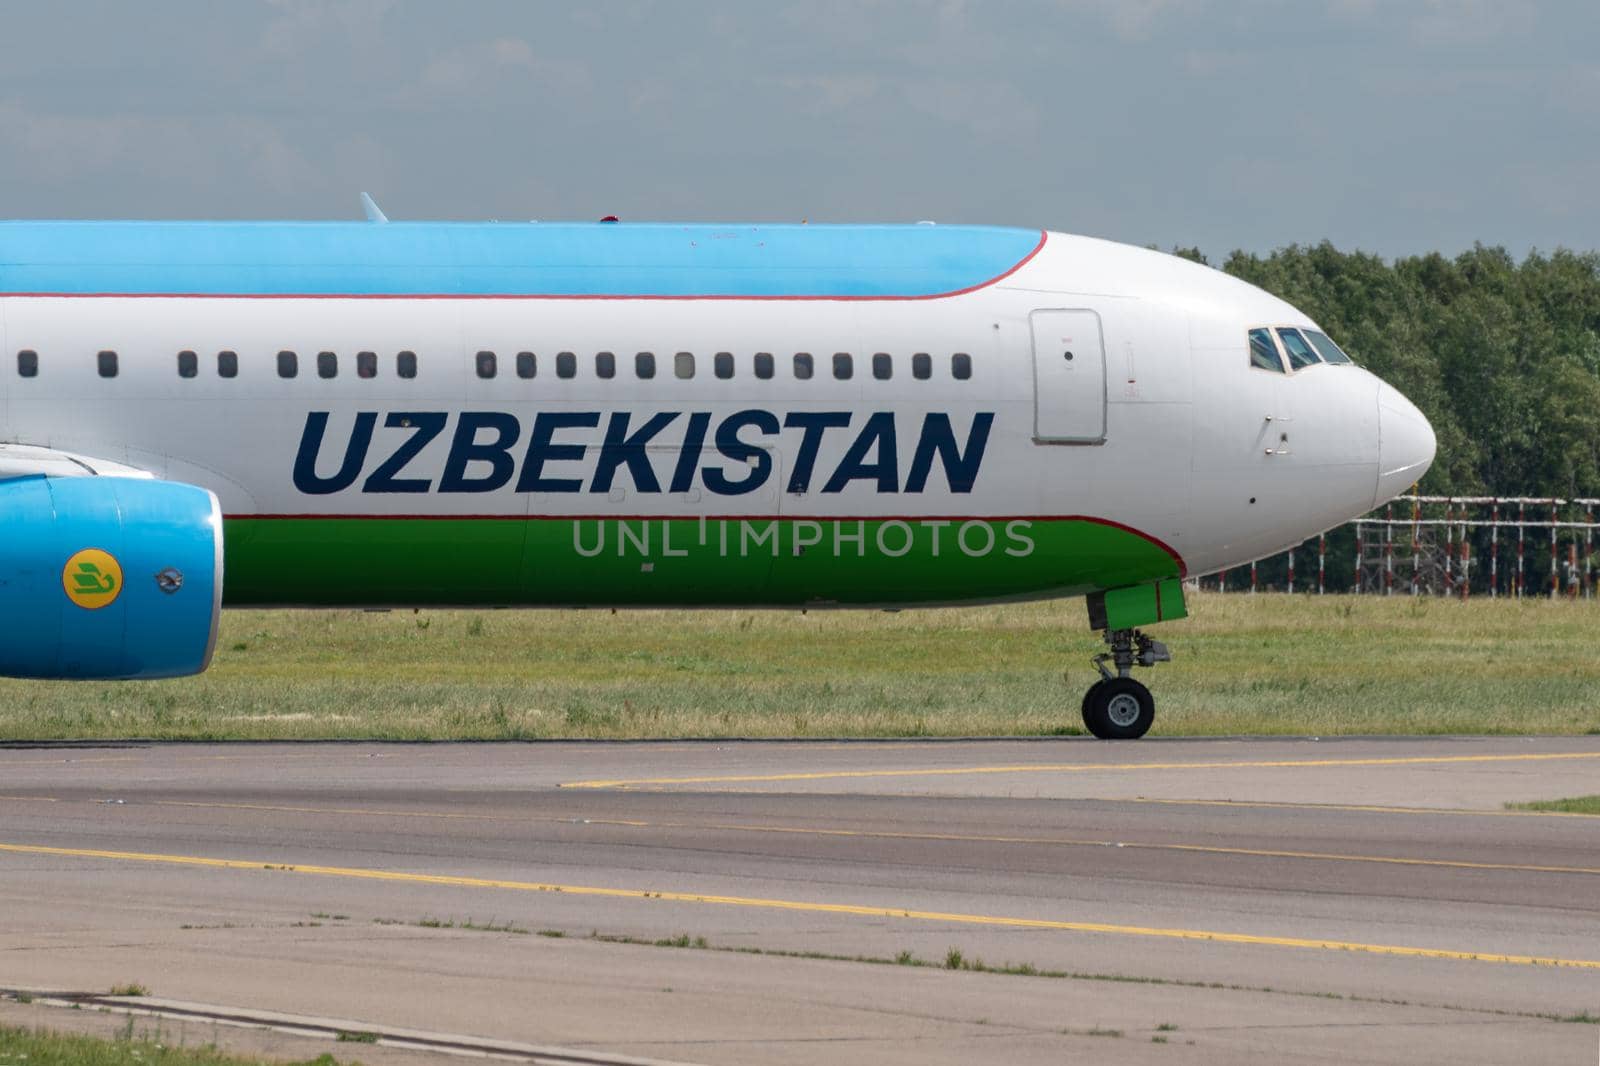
[1202,496,1600,598]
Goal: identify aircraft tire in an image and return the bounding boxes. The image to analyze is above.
[1084,677,1154,740]
[1080,680,1106,733]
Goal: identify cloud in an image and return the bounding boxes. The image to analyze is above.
[1325,0,1380,17]
[250,128,320,196]
[1183,47,1252,78]
[0,99,334,206]
[0,101,212,184]
[1408,0,1538,47]
[0,1,1592,254]
[898,77,1039,140]
[1058,0,1206,40]
[1515,158,1600,220]
[413,37,592,101]
[778,74,883,114]
[261,0,397,56]
[1552,64,1600,115]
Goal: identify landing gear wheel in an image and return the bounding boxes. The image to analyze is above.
[1083,677,1155,740]
[1080,680,1106,733]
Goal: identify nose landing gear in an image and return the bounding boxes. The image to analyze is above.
[1080,628,1170,740]
[1079,580,1186,739]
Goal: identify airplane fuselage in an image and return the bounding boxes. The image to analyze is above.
[0,221,1433,609]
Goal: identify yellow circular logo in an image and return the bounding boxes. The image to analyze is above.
[63,548,123,610]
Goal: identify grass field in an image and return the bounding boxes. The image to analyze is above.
[0,1024,346,1066]
[1508,795,1600,813]
[1,593,1597,741]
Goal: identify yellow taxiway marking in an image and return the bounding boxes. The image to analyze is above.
[559,750,1600,789]
[55,793,1596,824]
[161,803,1600,877]
[2,841,1596,970]
[149,800,581,823]
[684,823,1600,877]
[1122,798,1600,820]
[0,751,350,767]
[15,797,1588,878]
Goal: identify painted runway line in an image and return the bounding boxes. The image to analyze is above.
[104,799,1600,878]
[3,840,1597,970]
[7,794,1598,876]
[558,750,1600,789]
[1121,797,1600,820]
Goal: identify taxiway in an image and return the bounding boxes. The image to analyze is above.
[2,736,1597,1065]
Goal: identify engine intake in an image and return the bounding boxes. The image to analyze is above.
[0,476,223,680]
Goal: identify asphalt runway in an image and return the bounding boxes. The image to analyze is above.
[2,736,1599,1065]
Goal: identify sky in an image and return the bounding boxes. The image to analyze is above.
[0,0,1595,260]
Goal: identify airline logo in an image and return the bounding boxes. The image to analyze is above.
[63,548,122,610]
[293,410,995,497]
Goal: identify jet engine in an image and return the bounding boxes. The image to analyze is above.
[0,476,223,680]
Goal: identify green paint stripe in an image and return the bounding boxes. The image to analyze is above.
[221,516,1179,607]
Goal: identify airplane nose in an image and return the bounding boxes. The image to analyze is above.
[1376,382,1436,506]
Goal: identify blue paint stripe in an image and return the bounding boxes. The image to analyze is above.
[0,221,1042,297]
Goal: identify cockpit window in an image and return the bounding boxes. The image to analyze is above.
[1248,328,1284,373]
[1303,329,1354,365]
[1276,328,1321,370]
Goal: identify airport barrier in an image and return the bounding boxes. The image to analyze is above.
[1203,496,1600,598]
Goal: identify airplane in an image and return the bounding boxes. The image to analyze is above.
[0,206,1435,739]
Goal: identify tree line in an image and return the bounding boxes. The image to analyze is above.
[1174,243,1600,500]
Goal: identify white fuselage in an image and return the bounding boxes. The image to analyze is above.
[0,228,1433,600]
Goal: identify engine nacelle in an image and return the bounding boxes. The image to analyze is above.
[0,476,223,680]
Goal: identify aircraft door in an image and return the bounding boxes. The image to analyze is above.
[1030,309,1106,443]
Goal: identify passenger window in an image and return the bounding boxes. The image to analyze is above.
[476,350,497,379]
[714,352,734,379]
[951,352,972,380]
[516,351,536,379]
[396,350,418,379]
[1304,329,1354,365]
[794,353,814,380]
[278,350,298,379]
[1248,329,1284,373]
[754,352,774,380]
[833,353,853,380]
[17,350,38,378]
[556,351,576,379]
[318,351,338,379]
[596,351,616,379]
[217,350,238,379]
[357,351,377,379]
[872,353,892,380]
[635,352,656,379]
[912,352,931,380]
[1277,328,1321,370]
[98,350,118,378]
[177,350,198,379]
[675,352,695,379]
